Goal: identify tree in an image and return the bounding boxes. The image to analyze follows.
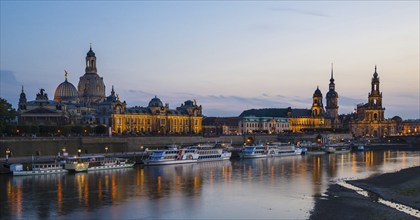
[0,98,16,133]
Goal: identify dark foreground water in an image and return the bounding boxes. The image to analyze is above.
[1,150,419,219]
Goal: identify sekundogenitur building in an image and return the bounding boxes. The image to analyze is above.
[16,46,203,135]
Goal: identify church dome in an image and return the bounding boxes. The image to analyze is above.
[54,79,78,103]
[87,47,95,57]
[326,90,338,98]
[313,87,322,97]
[148,96,163,107]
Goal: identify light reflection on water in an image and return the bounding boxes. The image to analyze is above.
[1,150,419,219]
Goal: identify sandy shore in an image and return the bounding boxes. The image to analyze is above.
[310,166,420,220]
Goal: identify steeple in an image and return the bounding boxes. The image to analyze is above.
[369,65,382,108]
[111,85,115,96]
[326,64,339,119]
[85,45,97,74]
[18,85,27,111]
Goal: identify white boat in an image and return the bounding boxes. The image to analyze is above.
[60,156,90,172]
[239,144,268,159]
[266,142,303,157]
[187,143,232,162]
[10,163,68,176]
[142,148,199,166]
[240,143,302,159]
[85,155,135,171]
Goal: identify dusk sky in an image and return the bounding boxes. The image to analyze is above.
[1,1,419,119]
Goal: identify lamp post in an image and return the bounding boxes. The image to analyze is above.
[77,148,81,157]
[5,147,11,163]
[105,146,109,155]
[62,147,67,157]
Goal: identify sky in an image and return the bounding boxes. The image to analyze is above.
[1,1,419,119]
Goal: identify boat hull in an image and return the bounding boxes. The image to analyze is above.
[88,163,135,171]
[13,169,68,176]
[143,159,198,166]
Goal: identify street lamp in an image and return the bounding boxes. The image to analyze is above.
[77,148,81,156]
[5,147,11,163]
[105,146,109,154]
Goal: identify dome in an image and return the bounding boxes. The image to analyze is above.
[78,74,106,103]
[148,96,163,108]
[313,87,322,97]
[54,79,79,103]
[87,47,95,57]
[326,90,338,98]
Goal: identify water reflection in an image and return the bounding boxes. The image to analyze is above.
[1,150,419,219]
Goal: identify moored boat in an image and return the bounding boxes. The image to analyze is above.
[10,163,68,176]
[142,148,199,166]
[85,155,135,171]
[60,156,90,172]
[187,143,232,162]
[239,144,268,159]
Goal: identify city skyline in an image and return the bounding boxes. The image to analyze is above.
[1,1,419,119]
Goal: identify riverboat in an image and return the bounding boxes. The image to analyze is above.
[60,156,90,172]
[10,163,68,176]
[187,143,232,162]
[240,143,303,159]
[84,155,135,171]
[266,142,303,157]
[325,144,351,154]
[239,144,268,159]
[142,148,199,166]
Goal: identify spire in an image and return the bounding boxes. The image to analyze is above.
[373,65,378,78]
[90,42,92,50]
[64,70,68,81]
[111,85,115,96]
[331,63,334,79]
[21,85,24,93]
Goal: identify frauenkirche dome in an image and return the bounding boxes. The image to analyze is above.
[54,71,79,103]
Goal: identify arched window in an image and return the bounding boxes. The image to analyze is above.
[374,113,378,120]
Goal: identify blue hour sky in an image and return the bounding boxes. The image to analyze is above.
[1,1,419,119]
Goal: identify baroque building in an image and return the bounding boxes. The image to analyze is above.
[17,46,126,127]
[350,66,397,137]
[112,97,202,135]
[239,87,329,134]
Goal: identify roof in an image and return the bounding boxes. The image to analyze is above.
[202,117,240,126]
[239,108,311,118]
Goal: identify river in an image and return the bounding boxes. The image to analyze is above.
[1,150,419,219]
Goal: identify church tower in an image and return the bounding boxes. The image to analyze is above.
[78,45,106,106]
[367,65,385,121]
[18,85,27,111]
[311,86,324,117]
[326,64,339,118]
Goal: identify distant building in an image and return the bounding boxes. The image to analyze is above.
[202,117,240,135]
[400,119,420,136]
[350,66,397,137]
[325,65,340,128]
[17,46,126,127]
[112,98,202,135]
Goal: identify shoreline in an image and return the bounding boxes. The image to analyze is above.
[310,166,420,220]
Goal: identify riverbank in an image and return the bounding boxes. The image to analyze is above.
[310,166,420,220]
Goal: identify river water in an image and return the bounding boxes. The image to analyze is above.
[1,150,419,219]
